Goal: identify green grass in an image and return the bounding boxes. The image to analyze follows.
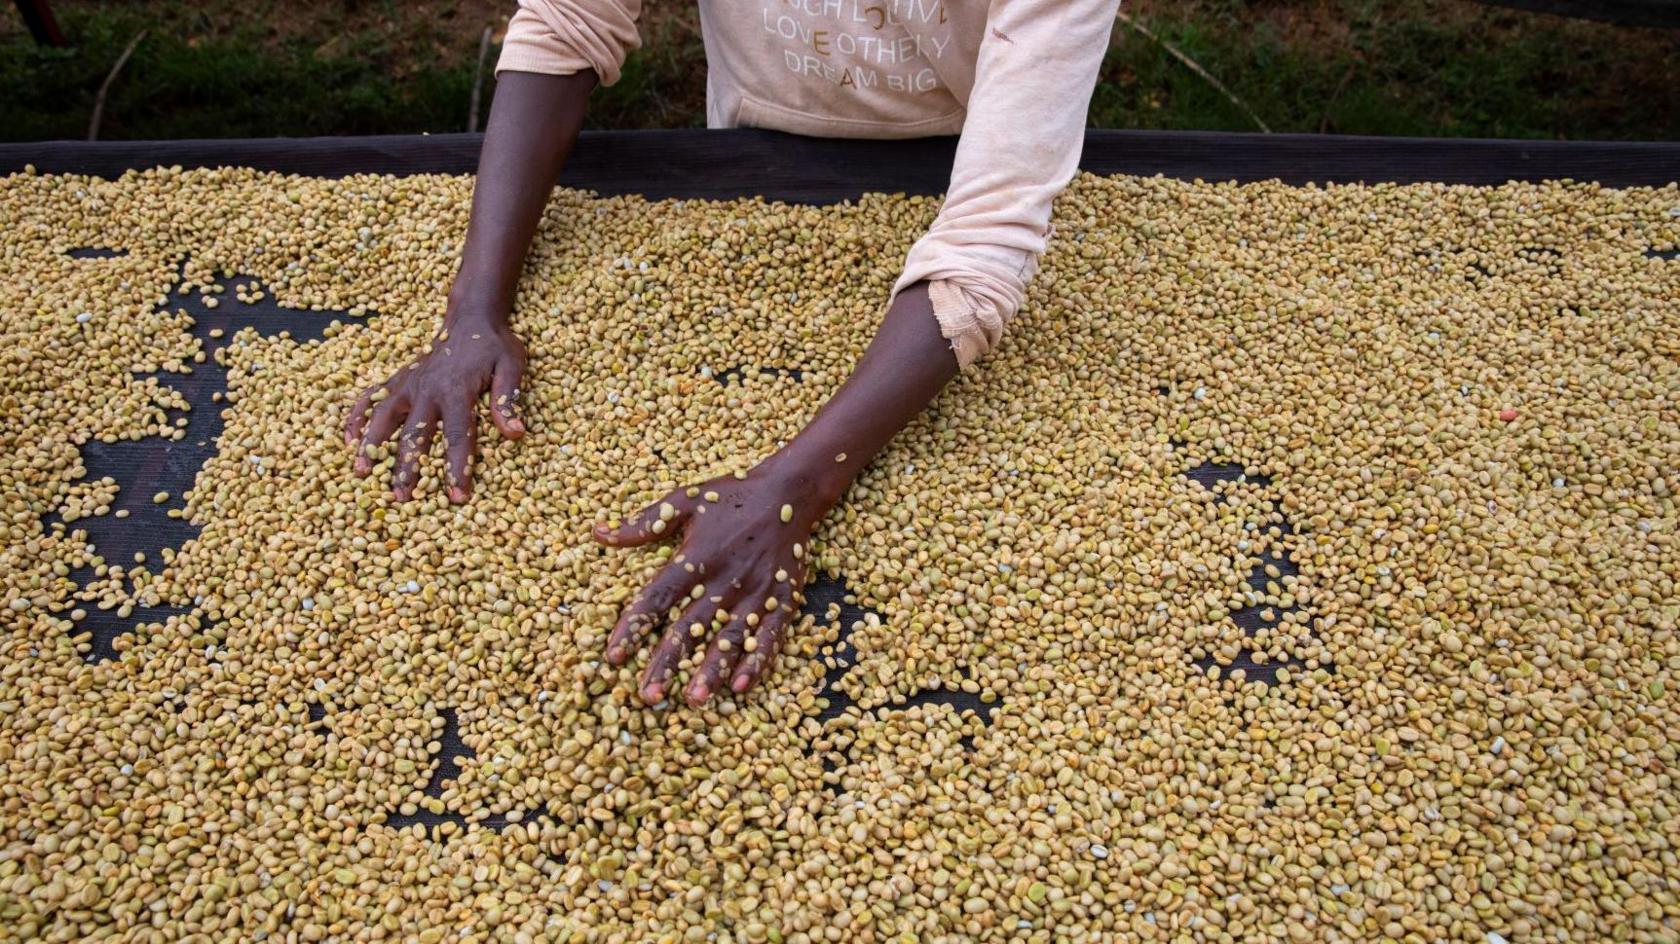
[1,10,477,140]
[1091,0,1679,138]
[2,0,1676,142]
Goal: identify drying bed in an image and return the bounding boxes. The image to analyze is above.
[0,130,1678,942]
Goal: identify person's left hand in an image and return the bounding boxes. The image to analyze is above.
[593,464,829,706]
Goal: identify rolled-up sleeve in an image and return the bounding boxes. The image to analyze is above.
[496,0,642,87]
[893,0,1122,368]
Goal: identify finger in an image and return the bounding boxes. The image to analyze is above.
[730,596,794,695]
[355,397,408,477]
[345,387,376,446]
[391,400,440,501]
[441,401,477,504]
[605,562,699,666]
[638,595,722,704]
[593,491,693,548]
[489,356,526,439]
[687,611,752,706]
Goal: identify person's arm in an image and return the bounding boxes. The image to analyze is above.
[892,0,1123,366]
[346,0,641,501]
[593,284,955,705]
[595,1,1122,706]
[345,71,594,502]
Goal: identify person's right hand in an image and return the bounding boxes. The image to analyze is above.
[345,310,526,503]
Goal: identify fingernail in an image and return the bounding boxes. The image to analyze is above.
[732,674,751,693]
[605,644,625,664]
[354,457,370,475]
[449,486,469,503]
[641,684,663,703]
[507,418,525,433]
[688,682,710,704]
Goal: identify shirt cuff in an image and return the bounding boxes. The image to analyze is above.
[495,2,637,86]
[926,278,1005,370]
[494,41,595,78]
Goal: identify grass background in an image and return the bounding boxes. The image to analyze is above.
[3,0,1677,141]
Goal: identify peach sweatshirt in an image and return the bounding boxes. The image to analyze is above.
[499,0,1121,368]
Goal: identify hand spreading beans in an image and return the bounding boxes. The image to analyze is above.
[344,310,526,503]
[588,283,952,703]
[593,469,820,704]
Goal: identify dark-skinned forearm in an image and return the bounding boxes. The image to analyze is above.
[447,70,598,322]
[346,70,594,501]
[593,283,959,703]
[761,283,958,505]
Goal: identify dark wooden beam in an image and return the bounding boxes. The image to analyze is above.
[2,129,1676,196]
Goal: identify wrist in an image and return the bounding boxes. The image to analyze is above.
[444,298,512,333]
[445,271,514,328]
[756,445,855,514]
